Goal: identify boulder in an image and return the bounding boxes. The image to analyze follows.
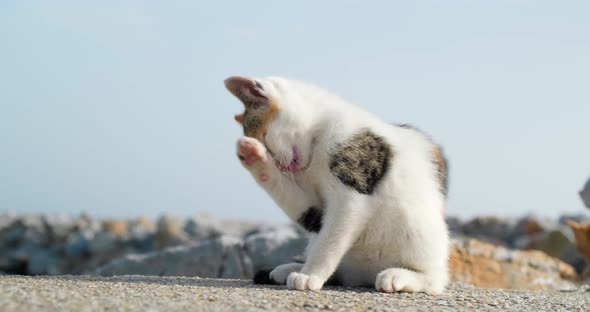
[73,214,102,232]
[0,213,16,232]
[512,225,586,274]
[509,215,556,244]
[102,219,129,237]
[64,230,94,257]
[460,216,514,245]
[154,215,189,249]
[446,216,463,235]
[96,235,252,279]
[559,214,589,226]
[183,217,222,241]
[244,225,308,272]
[43,214,74,242]
[89,232,117,254]
[450,238,578,290]
[27,249,61,275]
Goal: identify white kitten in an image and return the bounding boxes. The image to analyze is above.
[225,76,450,294]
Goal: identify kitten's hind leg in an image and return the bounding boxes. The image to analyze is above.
[375,268,446,295]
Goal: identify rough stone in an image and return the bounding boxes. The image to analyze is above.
[43,214,73,242]
[446,216,463,235]
[64,230,94,257]
[27,249,61,275]
[2,276,590,312]
[154,215,189,249]
[243,225,307,272]
[183,217,222,241]
[509,215,556,243]
[96,235,252,279]
[559,213,589,226]
[461,216,514,245]
[88,232,117,254]
[450,238,578,290]
[73,214,102,232]
[102,219,129,237]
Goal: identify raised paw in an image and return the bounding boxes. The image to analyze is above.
[237,137,268,166]
[236,137,273,184]
[375,268,420,293]
[286,272,324,291]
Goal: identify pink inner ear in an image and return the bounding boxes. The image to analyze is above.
[224,76,267,105]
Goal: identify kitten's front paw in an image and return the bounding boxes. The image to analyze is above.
[236,137,271,182]
[269,262,304,284]
[286,272,324,291]
[375,268,417,293]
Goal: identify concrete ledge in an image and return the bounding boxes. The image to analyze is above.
[1,275,589,311]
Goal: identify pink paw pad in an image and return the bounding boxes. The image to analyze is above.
[259,174,269,182]
[238,140,264,166]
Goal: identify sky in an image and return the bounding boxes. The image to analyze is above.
[1,1,589,222]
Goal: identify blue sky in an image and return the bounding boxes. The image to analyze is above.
[1,1,589,221]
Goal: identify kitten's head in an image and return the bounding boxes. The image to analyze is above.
[224,75,314,173]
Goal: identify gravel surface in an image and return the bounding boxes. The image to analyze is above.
[0,275,589,312]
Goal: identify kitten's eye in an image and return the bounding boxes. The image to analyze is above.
[254,80,264,90]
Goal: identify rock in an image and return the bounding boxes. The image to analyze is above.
[154,215,189,249]
[43,214,74,242]
[530,227,575,258]
[0,221,25,247]
[513,225,586,273]
[102,219,129,237]
[27,249,61,275]
[461,216,514,245]
[89,232,117,254]
[4,276,590,312]
[559,214,589,226]
[127,217,156,252]
[183,217,222,240]
[450,238,578,290]
[244,225,308,272]
[446,216,463,235]
[74,214,102,232]
[2,215,50,246]
[129,217,155,236]
[96,235,252,279]
[0,247,26,274]
[580,177,590,209]
[0,213,16,232]
[510,215,556,242]
[64,230,94,257]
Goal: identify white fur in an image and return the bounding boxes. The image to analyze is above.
[233,77,449,294]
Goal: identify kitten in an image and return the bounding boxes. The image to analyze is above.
[225,76,450,294]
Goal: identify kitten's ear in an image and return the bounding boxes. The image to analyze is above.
[224,76,268,108]
[234,113,244,124]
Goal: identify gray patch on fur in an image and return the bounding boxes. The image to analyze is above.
[329,129,391,195]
